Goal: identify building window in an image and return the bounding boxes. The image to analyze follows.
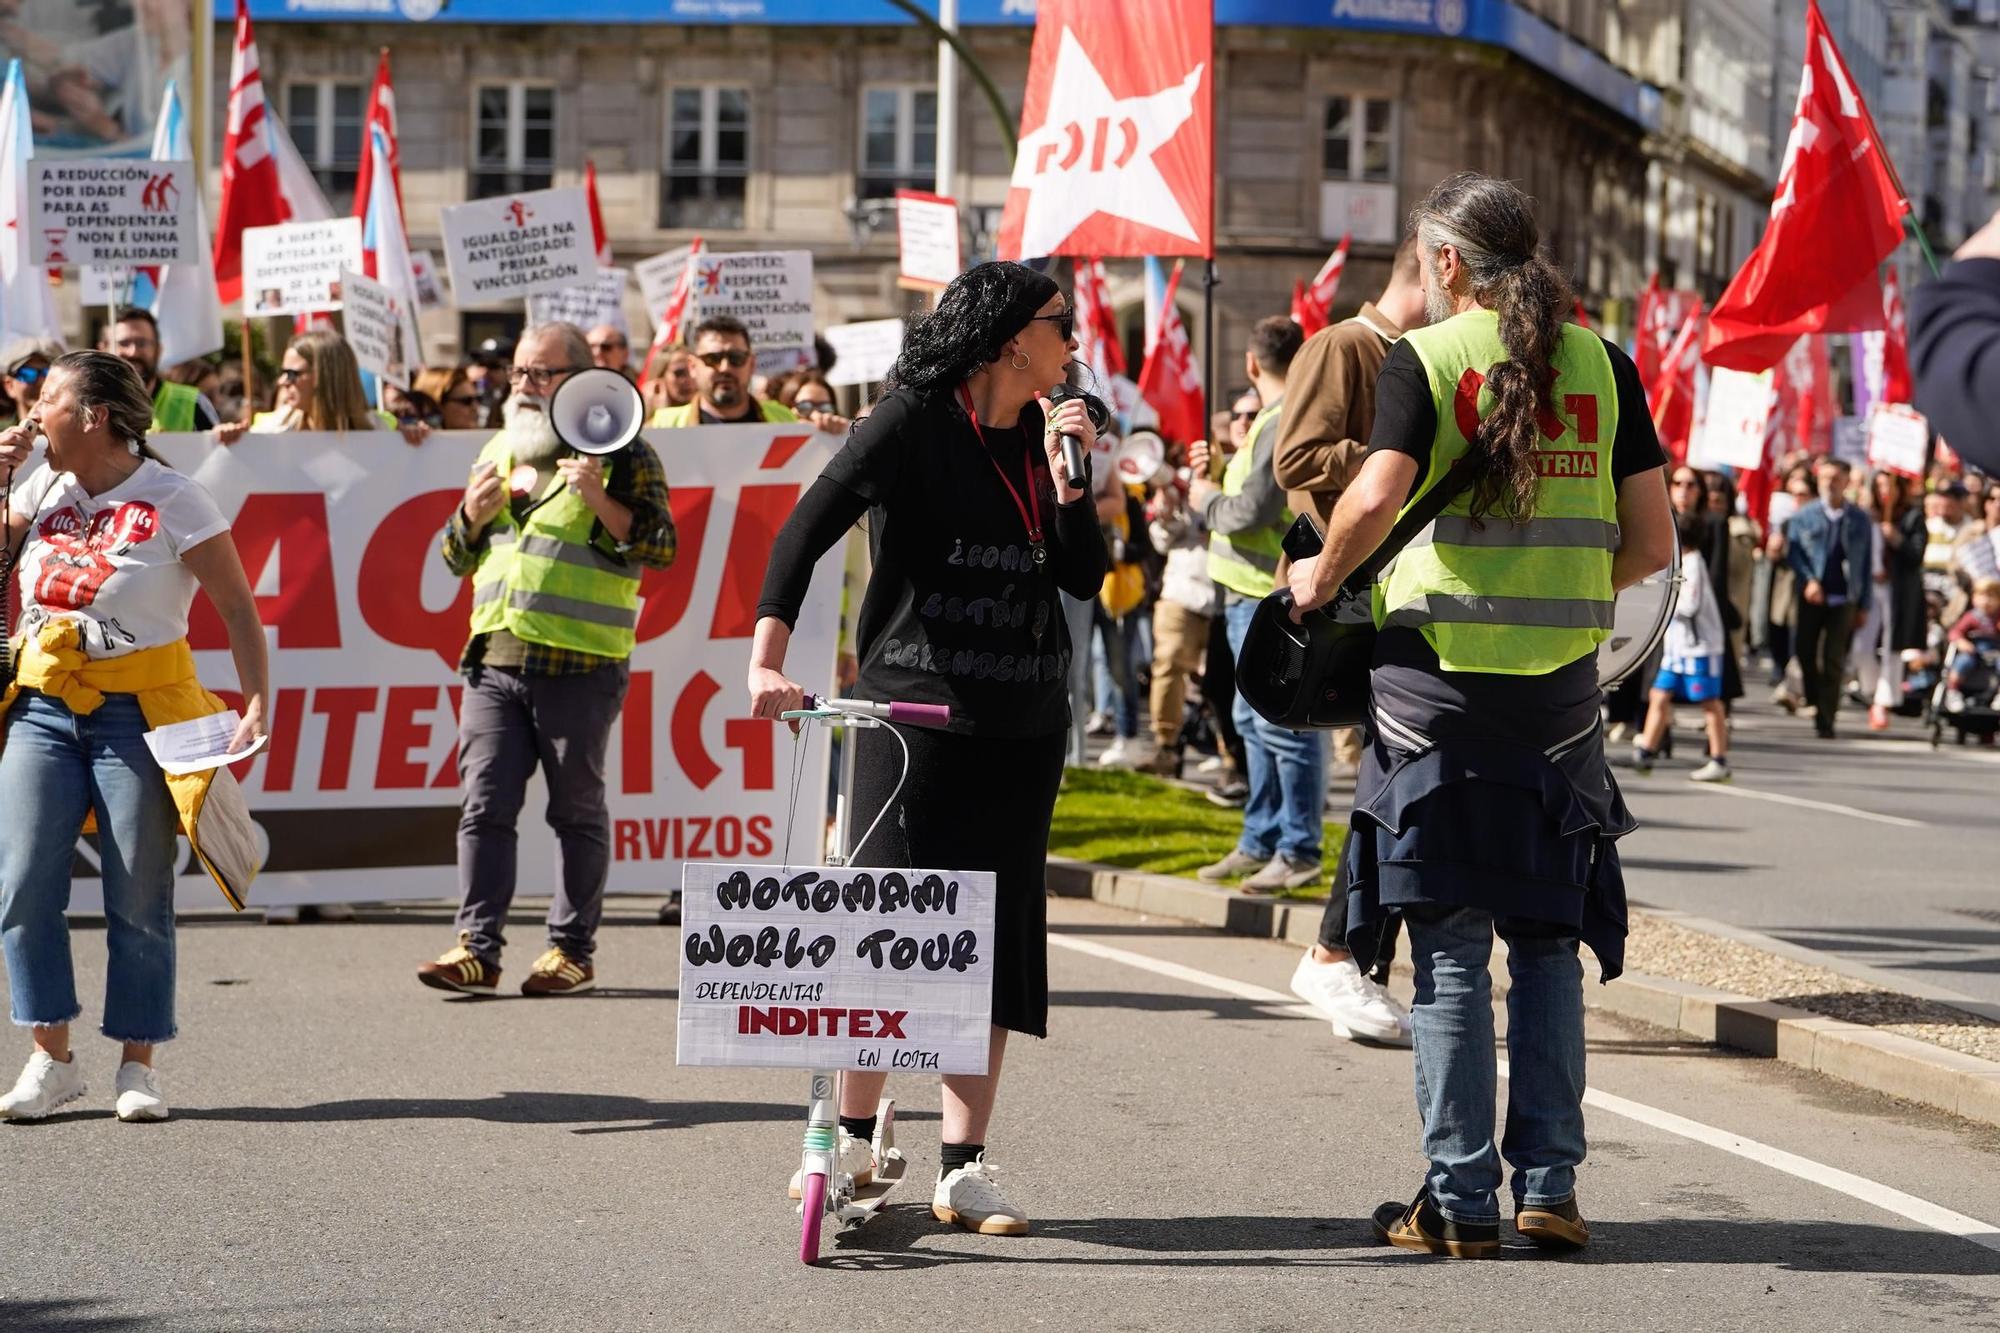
[1323,95,1394,183]
[662,86,749,229]
[286,81,365,210]
[859,85,937,200]
[472,83,555,199]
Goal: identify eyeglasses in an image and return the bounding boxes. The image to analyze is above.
[590,341,628,353]
[696,349,750,369]
[1230,410,1258,423]
[506,366,582,388]
[6,363,47,384]
[1029,310,1076,342]
[794,399,836,415]
[277,367,307,383]
[395,409,443,428]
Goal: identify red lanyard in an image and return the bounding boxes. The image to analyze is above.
[958,385,1047,568]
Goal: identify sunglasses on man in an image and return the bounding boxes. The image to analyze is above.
[697,349,750,369]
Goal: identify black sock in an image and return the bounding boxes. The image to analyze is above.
[839,1114,877,1143]
[940,1141,984,1173]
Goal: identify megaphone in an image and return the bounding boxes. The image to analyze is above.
[549,367,645,456]
[1112,430,1168,488]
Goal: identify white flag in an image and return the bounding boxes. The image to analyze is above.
[136,82,224,363]
[0,60,60,348]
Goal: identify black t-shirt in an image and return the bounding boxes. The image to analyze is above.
[1364,335,1667,745]
[756,387,1107,739]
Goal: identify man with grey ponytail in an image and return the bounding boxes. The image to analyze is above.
[1288,173,1676,1257]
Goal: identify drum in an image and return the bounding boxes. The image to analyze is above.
[1598,542,1682,687]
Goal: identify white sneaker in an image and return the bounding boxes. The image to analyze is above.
[1195,755,1226,774]
[312,902,357,922]
[114,1061,168,1122]
[788,1129,875,1199]
[0,1050,87,1120]
[1096,738,1134,768]
[933,1155,1029,1235]
[1289,951,1410,1044]
[263,904,301,924]
[1688,758,1732,784]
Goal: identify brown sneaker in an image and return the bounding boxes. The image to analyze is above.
[520,946,596,996]
[417,932,500,996]
[1515,1196,1589,1250]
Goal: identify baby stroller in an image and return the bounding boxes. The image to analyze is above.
[1928,645,2000,747]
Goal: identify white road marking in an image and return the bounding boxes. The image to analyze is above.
[1051,932,2000,1251]
[1688,781,1929,829]
[1838,736,2000,767]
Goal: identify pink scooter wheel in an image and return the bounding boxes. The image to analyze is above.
[798,1171,827,1265]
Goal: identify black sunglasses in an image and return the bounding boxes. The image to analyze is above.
[1230,409,1258,422]
[697,349,750,369]
[1029,310,1076,342]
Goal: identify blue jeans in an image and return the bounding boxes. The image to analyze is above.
[1093,606,1143,739]
[1405,906,1586,1223]
[1222,597,1325,862]
[0,692,180,1044]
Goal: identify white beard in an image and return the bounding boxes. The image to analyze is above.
[503,396,563,465]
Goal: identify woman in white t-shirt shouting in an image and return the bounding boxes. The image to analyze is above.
[0,352,267,1124]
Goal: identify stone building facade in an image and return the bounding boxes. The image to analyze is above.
[235,3,1658,384]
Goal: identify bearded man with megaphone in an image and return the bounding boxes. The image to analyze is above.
[418,322,677,1000]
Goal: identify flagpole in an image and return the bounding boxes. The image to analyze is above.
[1904,215,1944,279]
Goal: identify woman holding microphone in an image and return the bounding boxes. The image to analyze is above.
[748,262,1105,1237]
[0,353,267,1123]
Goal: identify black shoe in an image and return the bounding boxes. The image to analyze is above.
[1204,779,1248,809]
[1815,721,1837,740]
[1370,1188,1500,1259]
[1515,1196,1589,1250]
[657,892,682,926]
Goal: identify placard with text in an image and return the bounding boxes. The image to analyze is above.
[30,159,196,266]
[123,425,843,914]
[440,187,599,304]
[677,863,996,1075]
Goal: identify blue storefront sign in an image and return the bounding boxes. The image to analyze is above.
[248,0,1656,128]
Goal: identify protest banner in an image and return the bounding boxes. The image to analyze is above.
[1866,403,1930,479]
[526,267,632,333]
[1831,414,1869,468]
[635,244,694,323]
[1689,367,1773,471]
[120,424,843,915]
[824,319,905,388]
[896,190,961,291]
[688,250,816,372]
[678,863,996,1075]
[440,186,598,304]
[29,159,197,266]
[339,267,420,390]
[81,266,133,306]
[409,250,447,310]
[242,218,363,316]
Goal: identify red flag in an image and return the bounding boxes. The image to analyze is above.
[1880,264,1912,405]
[584,159,614,268]
[638,237,702,389]
[351,49,401,254]
[1702,0,1907,372]
[997,0,1212,259]
[1651,300,1706,465]
[1635,274,1665,388]
[1073,257,1125,377]
[1290,279,1323,337]
[212,0,290,304]
[1138,259,1204,445]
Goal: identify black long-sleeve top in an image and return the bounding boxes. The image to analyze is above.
[1911,257,2000,477]
[756,386,1106,738]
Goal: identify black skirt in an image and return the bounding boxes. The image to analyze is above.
[848,723,1067,1039]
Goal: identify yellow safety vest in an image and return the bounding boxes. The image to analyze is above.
[1375,309,1621,675]
[649,399,799,428]
[466,434,642,659]
[1207,400,1291,599]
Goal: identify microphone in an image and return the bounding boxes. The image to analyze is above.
[1044,383,1107,489]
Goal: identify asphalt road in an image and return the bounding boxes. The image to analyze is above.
[6,894,2000,1331]
[1610,696,2000,1005]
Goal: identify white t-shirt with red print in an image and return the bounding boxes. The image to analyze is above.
[10,459,231,660]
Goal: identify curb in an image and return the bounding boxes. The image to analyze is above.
[1046,856,2000,1129]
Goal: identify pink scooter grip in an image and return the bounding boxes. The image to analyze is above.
[886,702,952,727]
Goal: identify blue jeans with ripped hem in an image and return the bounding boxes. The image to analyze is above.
[1404,904,1586,1224]
[0,691,181,1045]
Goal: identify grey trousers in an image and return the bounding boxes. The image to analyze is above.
[455,663,629,963]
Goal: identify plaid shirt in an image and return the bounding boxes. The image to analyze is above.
[441,434,676,675]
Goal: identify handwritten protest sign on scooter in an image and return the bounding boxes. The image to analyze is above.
[678,863,996,1075]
